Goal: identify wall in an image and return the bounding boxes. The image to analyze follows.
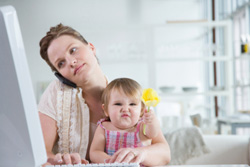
[0,0,204,103]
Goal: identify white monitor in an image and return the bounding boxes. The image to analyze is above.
[0,5,47,167]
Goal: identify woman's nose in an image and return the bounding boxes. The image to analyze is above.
[71,59,77,65]
[67,57,77,67]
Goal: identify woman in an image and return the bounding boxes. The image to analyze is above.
[38,23,171,166]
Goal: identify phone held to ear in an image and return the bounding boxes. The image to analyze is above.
[54,72,77,88]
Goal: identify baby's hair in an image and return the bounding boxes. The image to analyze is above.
[102,78,145,117]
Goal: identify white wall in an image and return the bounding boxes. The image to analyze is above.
[0,0,205,103]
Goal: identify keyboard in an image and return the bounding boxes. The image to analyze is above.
[46,162,140,167]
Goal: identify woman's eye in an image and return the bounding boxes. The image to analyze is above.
[70,47,76,54]
[58,60,65,68]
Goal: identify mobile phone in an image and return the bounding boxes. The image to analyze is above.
[54,72,77,88]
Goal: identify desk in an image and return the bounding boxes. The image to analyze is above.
[157,165,249,167]
[45,164,249,167]
[218,117,250,134]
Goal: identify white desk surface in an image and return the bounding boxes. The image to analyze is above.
[45,164,249,167]
[156,165,249,167]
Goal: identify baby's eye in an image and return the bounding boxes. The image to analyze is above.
[58,60,65,68]
[70,47,76,54]
[114,103,122,106]
[130,103,137,106]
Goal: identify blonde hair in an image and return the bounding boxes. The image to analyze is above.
[101,78,145,117]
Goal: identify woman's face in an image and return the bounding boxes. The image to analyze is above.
[105,89,142,130]
[47,35,98,85]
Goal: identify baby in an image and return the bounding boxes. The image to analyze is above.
[90,78,160,165]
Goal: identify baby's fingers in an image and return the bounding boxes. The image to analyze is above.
[143,114,154,124]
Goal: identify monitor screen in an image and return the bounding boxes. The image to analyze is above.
[0,5,47,167]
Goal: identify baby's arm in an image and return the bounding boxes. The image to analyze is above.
[90,125,111,163]
[142,109,160,139]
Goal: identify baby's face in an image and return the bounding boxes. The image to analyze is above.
[107,89,141,130]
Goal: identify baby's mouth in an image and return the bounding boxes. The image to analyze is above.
[122,114,129,117]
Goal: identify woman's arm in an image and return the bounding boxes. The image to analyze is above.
[90,125,111,163]
[39,112,59,163]
[39,81,87,165]
[140,131,171,166]
[108,131,171,166]
[39,112,85,165]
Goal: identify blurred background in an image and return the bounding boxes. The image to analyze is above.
[1,0,250,135]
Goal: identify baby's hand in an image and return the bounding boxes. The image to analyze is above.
[142,108,160,139]
[143,109,156,125]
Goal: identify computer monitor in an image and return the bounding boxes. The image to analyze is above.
[0,5,47,167]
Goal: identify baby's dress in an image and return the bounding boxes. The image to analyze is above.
[97,119,145,156]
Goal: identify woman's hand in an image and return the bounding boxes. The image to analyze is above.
[39,113,89,165]
[47,153,89,165]
[106,148,145,164]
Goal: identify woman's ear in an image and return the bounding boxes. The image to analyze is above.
[102,104,109,117]
[88,42,96,55]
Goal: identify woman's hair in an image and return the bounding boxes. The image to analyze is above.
[102,78,145,117]
[39,23,88,71]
